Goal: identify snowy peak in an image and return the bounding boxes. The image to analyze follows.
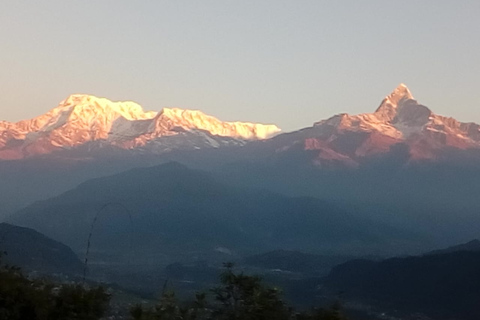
[60,94,157,121]
[388,83,414,103]
[374,84,420,122]
[12,94,156,134]
[300,84,480,166]
[317,84,435,139]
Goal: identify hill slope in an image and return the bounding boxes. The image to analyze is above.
[0,223,83,275]
[323,246,480,320]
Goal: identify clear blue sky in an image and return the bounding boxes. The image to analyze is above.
[1,1,479,131]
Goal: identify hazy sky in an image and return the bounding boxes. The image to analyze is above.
[1,1,479,131]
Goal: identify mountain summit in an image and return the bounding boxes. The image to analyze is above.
[266,84,480,166]
[0,95,280,159]
[374,83,417,122]
[316,84,437,139]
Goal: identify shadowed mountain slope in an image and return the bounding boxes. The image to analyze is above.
[323,245,480,320]
[9,162,411,267]
[0,223,83,275]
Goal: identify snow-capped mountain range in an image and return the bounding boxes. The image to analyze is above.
[0,85,479,163]
[0,94,280,159]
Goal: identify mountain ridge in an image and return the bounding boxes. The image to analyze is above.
[0,94,281,159]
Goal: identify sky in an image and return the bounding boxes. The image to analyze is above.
[1,1,479,132]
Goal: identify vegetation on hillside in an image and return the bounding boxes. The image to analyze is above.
[131,263,347,320]
[0,253,110,320]
[0,243,348,320]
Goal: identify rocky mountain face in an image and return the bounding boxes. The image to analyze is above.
[0,94,280,160]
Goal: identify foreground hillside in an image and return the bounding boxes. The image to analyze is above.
[3,225,479,319]
[323,246,480,320]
